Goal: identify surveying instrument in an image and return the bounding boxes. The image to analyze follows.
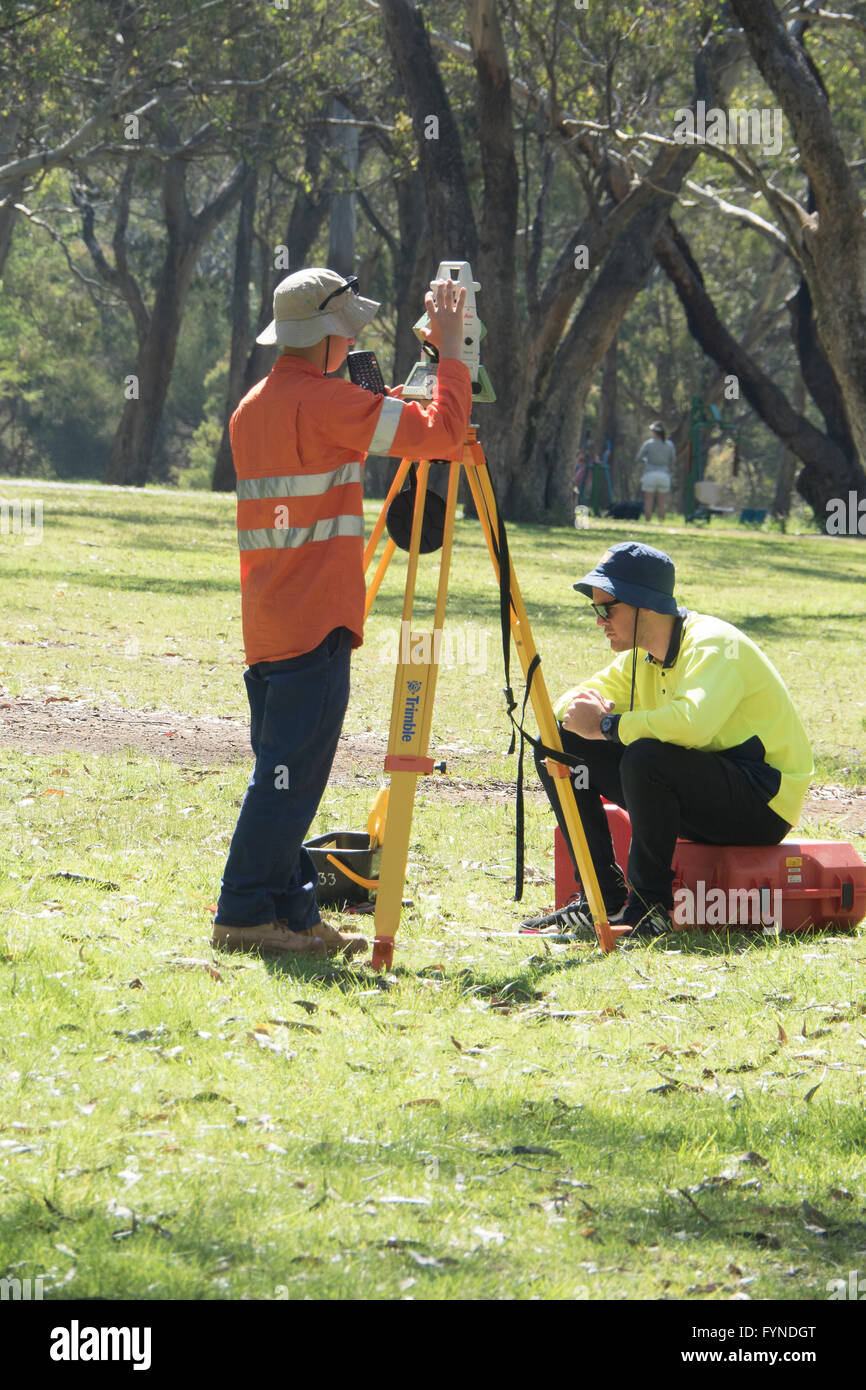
[358,262,629,967]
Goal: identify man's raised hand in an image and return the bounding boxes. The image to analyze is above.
[422,279,466,360]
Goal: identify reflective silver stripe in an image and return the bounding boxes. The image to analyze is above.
[237,461,361,501]
[367,396,404,455]
[238,514,365,551]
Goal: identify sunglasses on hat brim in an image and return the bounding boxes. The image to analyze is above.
[318,275,360,312]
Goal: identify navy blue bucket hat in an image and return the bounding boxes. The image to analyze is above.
[574,541,677,615]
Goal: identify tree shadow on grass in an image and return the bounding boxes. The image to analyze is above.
[6,1084,864,1300]
[260,923,861,996]
[0,567,237,598]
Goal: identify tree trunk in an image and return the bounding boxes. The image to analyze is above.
[0,115,23,277]
[772,373,804,519]
[0,179,22,278]
[788,278,855,460]
[105,238,201,484]
[598,336,618,492]
[327,98,359,278]
[392,170,431,382]
[361,169,431,499]
[378,0,478,264]
[211,129,334,492]
[655,218,866,518]
[379,0,747,520]
[729,0,866,481]
[212,174,257,492]
[518,156,708,520]
[468,0,520,463]
[102,154,252,484]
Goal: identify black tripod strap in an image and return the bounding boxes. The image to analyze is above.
[489,501,591,900]
[489,505,544,901]
[513,652,540,901]
[496,509,517,756]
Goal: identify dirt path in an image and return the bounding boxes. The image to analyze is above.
[1,692,864,831]
[0,693,519,806]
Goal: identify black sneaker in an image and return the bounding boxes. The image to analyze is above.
[613,894,671,947]
[520,892,627,942]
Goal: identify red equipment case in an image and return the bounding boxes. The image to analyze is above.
[554,803,866,933]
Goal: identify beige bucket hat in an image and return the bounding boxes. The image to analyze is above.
[256,267,380,347]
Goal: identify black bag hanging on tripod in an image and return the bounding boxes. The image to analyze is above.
[385,463,447,553]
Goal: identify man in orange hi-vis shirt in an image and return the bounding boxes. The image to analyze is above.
[212,269,472,959]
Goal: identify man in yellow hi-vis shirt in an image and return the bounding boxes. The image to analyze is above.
[521,542,813,940]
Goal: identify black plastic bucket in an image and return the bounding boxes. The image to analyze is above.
[304,830,380,905]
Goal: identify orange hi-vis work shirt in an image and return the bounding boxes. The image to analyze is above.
[232,354,473,665]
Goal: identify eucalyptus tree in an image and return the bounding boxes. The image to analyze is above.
[367,0,865,521]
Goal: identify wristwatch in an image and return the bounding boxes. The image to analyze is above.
[600,713,620,741]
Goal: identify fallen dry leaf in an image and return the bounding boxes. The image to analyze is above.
[744,1231,781,1250]
[171,958,222,981]
[801,1199,830,1228]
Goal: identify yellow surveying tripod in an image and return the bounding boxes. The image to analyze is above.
[362,429,629,968]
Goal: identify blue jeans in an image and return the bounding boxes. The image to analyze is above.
[214,627,353,929]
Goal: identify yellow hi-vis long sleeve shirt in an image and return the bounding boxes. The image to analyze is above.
[554,610,813,827]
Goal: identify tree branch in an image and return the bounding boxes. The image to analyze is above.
[9,202,123,307]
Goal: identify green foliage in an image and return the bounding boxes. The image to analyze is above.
[177,358,229,490]
[0,0,863,497]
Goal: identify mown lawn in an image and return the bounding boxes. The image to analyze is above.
[0,480,864,1302]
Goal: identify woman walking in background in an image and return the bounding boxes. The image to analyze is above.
[636,421,676,523]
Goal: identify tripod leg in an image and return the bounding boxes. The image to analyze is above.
[371,459,461,970]
[464,451,628,952]
[364,456,414,575]
[365,539,397,621]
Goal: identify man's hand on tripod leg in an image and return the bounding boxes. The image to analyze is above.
[422,279,466,361]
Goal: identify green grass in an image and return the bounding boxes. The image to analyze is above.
[0,480,864,1301]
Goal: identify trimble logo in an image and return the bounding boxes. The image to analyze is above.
[402,681,422,743]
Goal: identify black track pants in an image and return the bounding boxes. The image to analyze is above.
[535,730,791,910]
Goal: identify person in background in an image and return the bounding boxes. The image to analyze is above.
[636,421,676,523]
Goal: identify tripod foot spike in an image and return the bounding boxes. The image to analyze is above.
[594,921,632,953]
[371,937,394,972]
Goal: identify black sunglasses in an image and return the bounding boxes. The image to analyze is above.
[590,599,621,619]
[318,275,360,311]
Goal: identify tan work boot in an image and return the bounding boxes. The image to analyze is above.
[212,922,326,957]
[309,919,368,959]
